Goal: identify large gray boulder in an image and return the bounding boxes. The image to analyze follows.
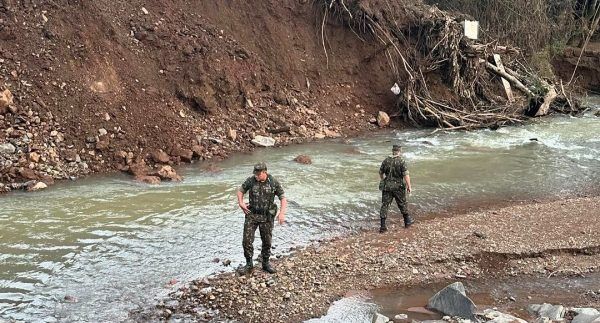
[527,303,565,320]
[572,313,600,323]
[427,282,477,321]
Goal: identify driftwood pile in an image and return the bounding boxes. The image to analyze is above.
[318,0,582,130]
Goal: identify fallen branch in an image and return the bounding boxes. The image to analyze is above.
[485,61,534,97]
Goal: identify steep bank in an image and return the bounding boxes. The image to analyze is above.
[1,0,586,193]
[162,195,600,322]
[0,0,394,192]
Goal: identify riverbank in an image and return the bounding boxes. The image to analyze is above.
[161,195,600,322]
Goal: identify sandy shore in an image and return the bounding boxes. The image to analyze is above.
[159,195,600,322]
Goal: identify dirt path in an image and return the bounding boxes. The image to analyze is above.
[160,195,600,322]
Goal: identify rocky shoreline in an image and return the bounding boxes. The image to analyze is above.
[148,195,600,322]
[0,84,386,193]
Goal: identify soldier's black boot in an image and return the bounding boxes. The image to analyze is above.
[262,257,277,274]
[379,218,387,233]
[403,214,414,228]
[241,257,253,275]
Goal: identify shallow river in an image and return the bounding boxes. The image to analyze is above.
[1,98,599,322]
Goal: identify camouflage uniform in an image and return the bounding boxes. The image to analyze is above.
[379,155,413,227]
[239,174,285,261]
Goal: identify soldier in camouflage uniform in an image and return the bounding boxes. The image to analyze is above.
[379,144,414,233]
[237,162,287,274]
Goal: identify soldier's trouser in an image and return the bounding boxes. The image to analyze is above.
[242,214,274,260]
[380,189,409,219]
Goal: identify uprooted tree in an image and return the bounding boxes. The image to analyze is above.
[317,0,583,130]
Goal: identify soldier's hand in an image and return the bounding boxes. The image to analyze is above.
[406,186,412,194]
[277,213,285,225]
[239,203,251,215]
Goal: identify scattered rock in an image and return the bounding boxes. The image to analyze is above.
[427,282,477,321]
[527,303,566,320]
[482,309,527,323]
[64,295,78,303]
[251,135,276,147]
[128,158,150,176]
[273,91,288,105]
[314,133,326,139]
[19,168,39,181]
[98,128,108,136]
[157,165,183,181]
[150,149,171,164]
[95,139,110,150]
[170,146,193,162]
[324,128,341,138]
[228,129,237,141]
[135,175,161,185]
[377,111,390,127]
[0,143,16,154]
[191,145,204,158]
[293,155,312,165]
[372,313,390,323]
[0,89,14,114]
[63,149,79,162]
[594,110,600,117]
[222,259,231,266]
[29,152,40,163]
[26,181,48,192]
[473,231,487,239]
[394,313,409,321]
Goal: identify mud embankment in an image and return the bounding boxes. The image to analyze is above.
[0,0,394,193]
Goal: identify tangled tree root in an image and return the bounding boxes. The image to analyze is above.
[318,0,582,130]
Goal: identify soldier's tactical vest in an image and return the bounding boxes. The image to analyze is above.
[248,175,278,222]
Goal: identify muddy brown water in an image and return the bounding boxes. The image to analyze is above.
[1,98,599,322]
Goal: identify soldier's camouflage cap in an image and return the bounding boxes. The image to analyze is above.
[392,144,402,151]
[253,162,267,173]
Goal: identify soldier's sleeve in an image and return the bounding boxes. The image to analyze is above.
[272,177,286,200]
[400,159,409,176]
[239,177,253,193]
[379,158,388,175]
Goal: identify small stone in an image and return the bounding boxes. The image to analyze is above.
[141,7,149,14]
[50,130,58,136]
[27,181,48,192]
[134,175,160,185]
[293,155,312,165]
[377,111,390,127]
[228,129,237,141]
[157,165,183,181]
[29,152,40,163]
[251,135,275,147]
[150,149,170,164]
[394,313,409,321]
[283,292,291,300]
[372,313,390,323]
[0,143,16,154]
[98,128,108,136]
[0,89,14,114]
[104,113,111,121]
